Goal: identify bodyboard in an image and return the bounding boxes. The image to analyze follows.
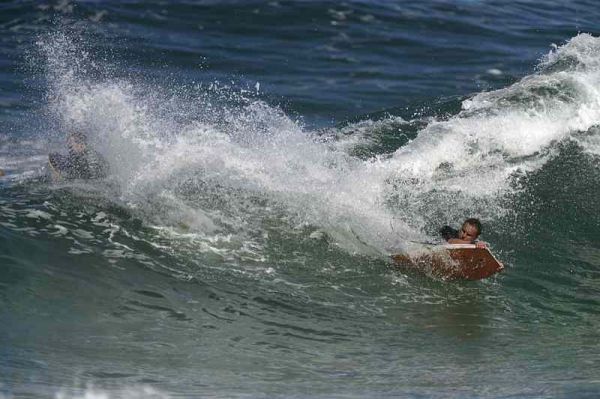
[391,244,504,280]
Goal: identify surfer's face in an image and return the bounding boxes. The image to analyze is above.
[68,137,86,154]
[458,222,479,242]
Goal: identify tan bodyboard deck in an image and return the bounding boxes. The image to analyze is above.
[391,244,504,280]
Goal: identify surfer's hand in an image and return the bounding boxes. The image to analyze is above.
[476,241,486,249]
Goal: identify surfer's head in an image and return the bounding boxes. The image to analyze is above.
[459,218,482,242]
[67,131,88,154]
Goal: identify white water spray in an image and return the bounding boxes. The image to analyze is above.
[34,32,600,259]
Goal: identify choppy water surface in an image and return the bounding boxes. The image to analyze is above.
[1,1,600,398]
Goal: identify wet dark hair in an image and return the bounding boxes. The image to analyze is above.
[464,218,482,236]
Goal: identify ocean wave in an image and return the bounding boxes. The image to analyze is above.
[2,31,597,262]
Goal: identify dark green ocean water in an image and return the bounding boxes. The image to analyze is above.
[1,1,600,398]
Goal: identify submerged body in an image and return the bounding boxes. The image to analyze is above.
[49,150,108,180]
[48,132,109,180]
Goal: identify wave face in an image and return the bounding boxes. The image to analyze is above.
[1,2,600,398]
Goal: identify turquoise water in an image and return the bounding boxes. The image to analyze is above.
[1,1,600,398]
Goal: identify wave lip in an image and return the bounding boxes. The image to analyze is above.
[384,34,600,227]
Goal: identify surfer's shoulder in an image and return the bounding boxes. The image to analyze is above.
[440,225,458,240]
[48,132,110,180]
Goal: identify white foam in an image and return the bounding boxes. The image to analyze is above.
[34,32,600,257]
[54,386,169,399]
[25,209,53,219]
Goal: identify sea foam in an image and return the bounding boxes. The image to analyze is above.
[31,31,600,257]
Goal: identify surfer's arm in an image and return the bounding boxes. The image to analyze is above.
[48,155,63,181]
[447,238,486,248]
[440,225,458,241]
[446,238,471,244]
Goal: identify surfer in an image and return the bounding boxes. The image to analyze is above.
[440,218,486,248]
[48,131,109,180]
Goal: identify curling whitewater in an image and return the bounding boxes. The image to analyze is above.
[12,32,600,257]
